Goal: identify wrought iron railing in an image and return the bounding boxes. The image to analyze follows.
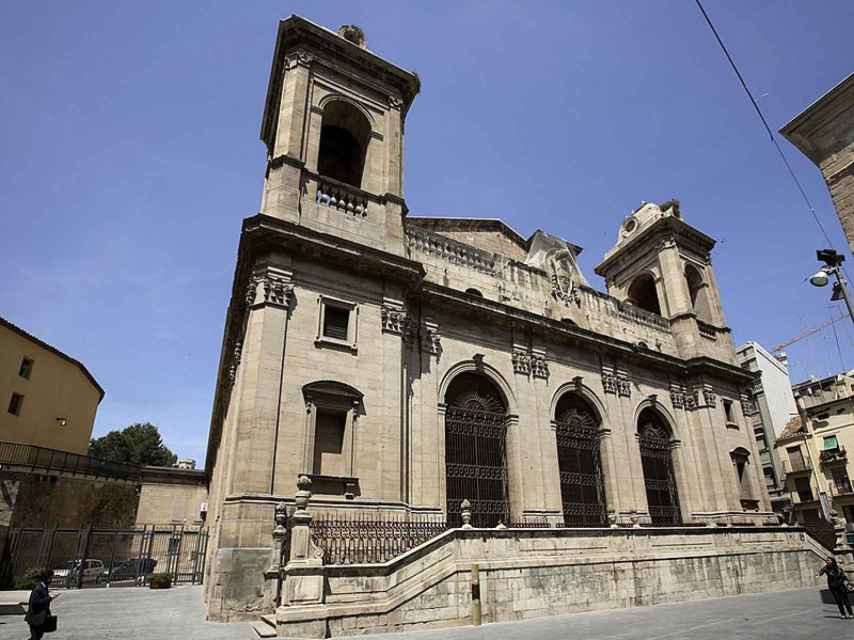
[0,441,141,482]
[310,513,449,565]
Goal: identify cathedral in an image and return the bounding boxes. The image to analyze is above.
[202,16,823,635]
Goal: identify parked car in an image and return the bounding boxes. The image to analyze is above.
[101,558,158,583]
[53,559,105,586]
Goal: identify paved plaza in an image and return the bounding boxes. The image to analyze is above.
[0,585,850,640]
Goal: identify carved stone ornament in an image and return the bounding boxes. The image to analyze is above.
[227,340,243,385]
[246,272,293,309]
[670,382,686,410]
[420,325,441,357]
[283,50,313,71]
[387,95,404,110]
[512,349,532,376]
[381,305,407,335]
[294,475,312,512]
[616,374,631,398]
[602,371,618,395]
[513,348,548,379]
[740,390,759,417]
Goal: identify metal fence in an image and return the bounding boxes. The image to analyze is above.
[310,513,448,565]
[1,526,207,588]
[0,441,141,482]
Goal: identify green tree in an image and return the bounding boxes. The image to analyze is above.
[88,422,177,467]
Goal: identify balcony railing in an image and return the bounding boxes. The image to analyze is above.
[820,447,848,465]
[313,175,370,218]
[831,483,854,497]
[785,460,812,476]
[0,441,141,482]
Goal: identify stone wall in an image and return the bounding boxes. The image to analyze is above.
[0,471,138,529]
[276,526,826,637]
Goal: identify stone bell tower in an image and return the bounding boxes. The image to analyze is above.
[594,200,735,362]
[259,17,420,255]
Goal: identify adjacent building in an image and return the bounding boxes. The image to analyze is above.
[193,18,824,630]
[780,73,854,253]
[0,315,103,454]
[775,371,854,526]
[735,342,799,510]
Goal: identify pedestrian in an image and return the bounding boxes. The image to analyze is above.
[24,569,54,640]
[819,557,853,619]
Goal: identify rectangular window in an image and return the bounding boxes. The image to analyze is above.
[323,306,350,341]
[18,358,33,379]
[823,435,840,451]
[7,393,23,416]
[763,466,776,488]
[312,409,347,477]
[794,477,813,502]
[833,470,852,495]
[723,399,734,423]
[787,446,806,471]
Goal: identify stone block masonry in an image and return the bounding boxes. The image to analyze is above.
[273,526,825,638]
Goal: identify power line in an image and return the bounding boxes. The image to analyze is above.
[693,0,835,248]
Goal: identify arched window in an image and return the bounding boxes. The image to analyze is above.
[554,392,606,526]
[627,274,662,316]
[317,101,371,188]
[444,372,509,527]
[684,263,713,323]
[638,407,681,525]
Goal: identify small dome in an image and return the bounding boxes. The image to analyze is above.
[338,25,367,49]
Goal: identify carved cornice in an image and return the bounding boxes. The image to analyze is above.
[420,322,441,357]
[670,381,687,410]
[602,364,630,398]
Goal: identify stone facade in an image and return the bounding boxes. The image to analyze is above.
[135,466,208,527]
[202,15,788,626]
[780,73,854,253]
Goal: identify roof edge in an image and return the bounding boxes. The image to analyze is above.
[0,315,105,402]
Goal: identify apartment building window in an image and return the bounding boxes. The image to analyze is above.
[7,393,24,416]
[794,477,813,502]
[833,469,852,495]
[316,296,358,350]
[763,466,776,489]
[787,446,807,471]
[18,357,33,379]
[823,435,840,452]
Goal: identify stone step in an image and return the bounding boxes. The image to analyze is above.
[250,618,277,638]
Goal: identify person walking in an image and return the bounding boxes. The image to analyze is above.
[24,569,53,640]
[820,557,853,619]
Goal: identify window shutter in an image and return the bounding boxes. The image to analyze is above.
[323,307,350,340]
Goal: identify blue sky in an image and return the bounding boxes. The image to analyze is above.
[2,1,853,464]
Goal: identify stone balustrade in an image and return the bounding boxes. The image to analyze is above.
[314,176,369,218]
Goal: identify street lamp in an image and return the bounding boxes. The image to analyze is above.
[809,249,854,323]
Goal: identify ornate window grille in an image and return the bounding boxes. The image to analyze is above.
[638,410,681,525]
[444,373,510,528]
[554,395,607,527]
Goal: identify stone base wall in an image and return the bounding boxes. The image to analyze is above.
[275,526,826,638]
[0,471,138,529]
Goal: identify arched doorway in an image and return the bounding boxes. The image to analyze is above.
[444,372,509,527]
[554,392,607,526]
[638,407,681,525]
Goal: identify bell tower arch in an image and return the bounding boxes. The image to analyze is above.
[594,200,734,361]
[258,18,420,255]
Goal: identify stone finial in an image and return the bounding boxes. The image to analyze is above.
[460,499,473,529]
[295,474,313,512]
[338,25,367,48]
[495,521,507,529]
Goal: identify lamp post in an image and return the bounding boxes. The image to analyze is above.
[809,249,854,323]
